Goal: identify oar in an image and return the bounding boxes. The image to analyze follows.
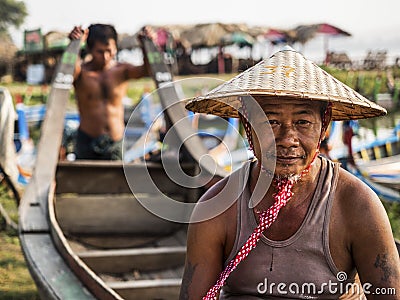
[19,38,82,232]
[139,32,228,180]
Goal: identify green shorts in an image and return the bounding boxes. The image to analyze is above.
[75,128,122,160]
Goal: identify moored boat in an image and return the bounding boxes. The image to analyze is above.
[18,36,227,300]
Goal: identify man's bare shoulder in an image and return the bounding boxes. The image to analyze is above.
[191,162,249,224]
[191,174,235,224]
[113,61,131,69]
[335,166,390,230]
[198,162,249,204]
[115,61,146,79]
[198,175,230,203]
[336,166,383,210]
[77,62,100,76]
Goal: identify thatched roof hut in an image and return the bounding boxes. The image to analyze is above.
[177,23,257,49]
[44,31,70,50]
[291,23,351,45]
[119,23,268,51]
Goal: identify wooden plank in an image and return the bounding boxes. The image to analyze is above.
[155,228,188,247]
[141,35,227,180]
[55,193,185,235]
[19,187,49,232]
[385,142,393,157]
[67,225,187,251]
[55,160,200,199]
[357,154,400,171]
[107,279,181,300]
[373,146,381,160]
[19,233,95,300]
[69,236,162,249]
[49,185,123,300]
[78,246,186,273]
[360,148,370,162]
[19,39,82,232]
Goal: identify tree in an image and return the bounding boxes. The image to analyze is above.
[0,0,27,33]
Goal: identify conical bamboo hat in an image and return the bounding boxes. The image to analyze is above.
[185,47,386,121]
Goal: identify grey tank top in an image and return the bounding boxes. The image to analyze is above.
[220,157,363,299]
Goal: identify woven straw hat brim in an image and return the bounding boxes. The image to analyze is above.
[185,90,387,121]
[185,49,387,121]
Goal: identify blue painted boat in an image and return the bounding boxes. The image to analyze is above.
[332,122,400,202]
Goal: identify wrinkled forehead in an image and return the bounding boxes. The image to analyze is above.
[244,96,326,120]
[260,97,323,111]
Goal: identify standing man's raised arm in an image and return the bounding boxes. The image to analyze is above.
[68,26,87,81]
[124,63,148,80]
[130,26,159,80]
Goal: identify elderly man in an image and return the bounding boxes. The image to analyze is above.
[180,48,400,299]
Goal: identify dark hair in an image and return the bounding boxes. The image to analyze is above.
[87,24,118,49]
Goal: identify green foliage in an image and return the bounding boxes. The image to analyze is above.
[320,65,390,100]
[126,78,156,104]
[0,233,40,300]
[391,65,400,79]
[0,0,28,32]
[0,182,39,299]
[382,200,400,240]
[0,184,18,224]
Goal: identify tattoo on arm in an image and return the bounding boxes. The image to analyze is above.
[180,262,197,300]
[374,253,392,282]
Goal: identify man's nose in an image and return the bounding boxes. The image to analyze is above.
[275,124,299,148]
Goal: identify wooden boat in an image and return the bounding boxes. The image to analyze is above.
[53,160,200,299]
[20,158,201,299]
[18,39,94,299]
[352,125,400,165]
[19,37,228,299]
[330,120,400,202]
[356,154,400,192]
[349,124,400,201]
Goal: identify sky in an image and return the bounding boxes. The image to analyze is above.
[9,0,400,63]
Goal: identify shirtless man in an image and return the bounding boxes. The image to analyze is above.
[68,24,148,160]
[180,48,400,299]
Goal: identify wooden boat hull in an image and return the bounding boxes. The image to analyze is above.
[338,124,400,200]
[356,154,400,192]
[18,36,217,299]
[54,160,199,247]
[49,159,197,299]
[19,38,98,300]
